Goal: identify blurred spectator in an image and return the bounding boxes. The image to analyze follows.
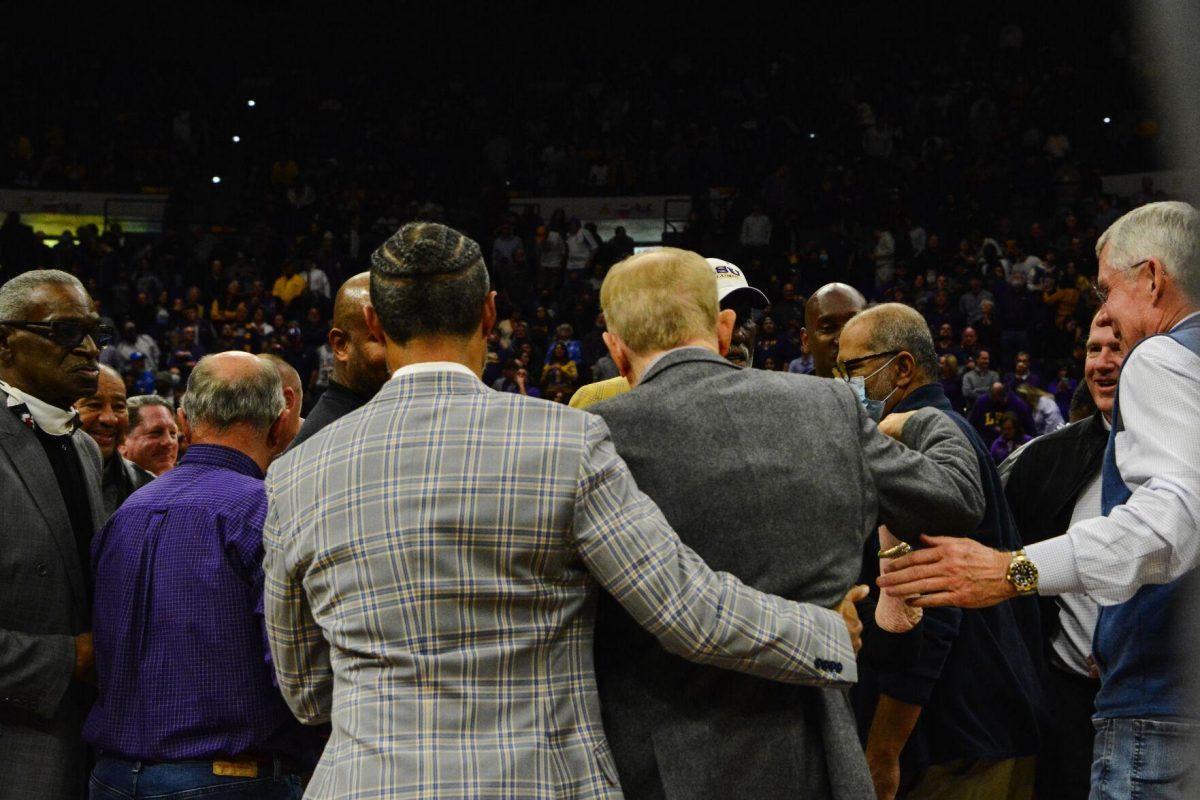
[989,412,1033,464]
[1003,351,1041,390]
[939,354,966,412]
[565,219,597,275]
[272,261,307,311]
[969,382,1037,445]
[961,349,1000,405]
[541,343,579,398]
[1016,383,1066,436]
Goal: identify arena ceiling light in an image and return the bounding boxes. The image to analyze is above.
[247,99,256,108]
[211,176,221,184]
[1103,116,1112,124]
[232,135,241,143]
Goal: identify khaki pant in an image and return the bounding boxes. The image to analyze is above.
[906,756,1035,800]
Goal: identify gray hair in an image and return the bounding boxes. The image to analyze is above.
[846,303,939,379]
[182,354,284,432]
[0,270,86,319]
[127,394,175,433]
[1096,200,1200,304]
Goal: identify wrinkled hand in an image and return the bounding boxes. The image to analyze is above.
[876,535,1016,608]
[875,526,922,632]
[838,584,870,654]
[877,410,917,440]
[866,747,901,800]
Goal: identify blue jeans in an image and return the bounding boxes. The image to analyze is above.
[1090,717,1200,800]
[90,757,303,799]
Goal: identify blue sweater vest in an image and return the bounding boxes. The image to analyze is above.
[1093,314,1200,719]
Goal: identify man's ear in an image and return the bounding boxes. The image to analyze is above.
[481,291,498,338]
[0,326,14,366]
[328,326,351,363]
[363,304,386,345]
[266,407,289,451]
[283,385,297,413]
[894,352,917,389]
[1146,258,1168,304]
[717,309,737,357]
[603,331,634,383]
[800,327,810,353]
[177,407,192,445]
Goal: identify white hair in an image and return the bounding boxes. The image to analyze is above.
[1096,200,1200,303]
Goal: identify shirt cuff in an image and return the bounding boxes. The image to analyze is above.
[1026,535,1088,596]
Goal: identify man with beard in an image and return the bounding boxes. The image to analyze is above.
[289,273,391,449]
[75,364,154,517]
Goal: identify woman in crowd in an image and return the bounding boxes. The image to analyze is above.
[1016,382,1066,436]
[541,342,579,399]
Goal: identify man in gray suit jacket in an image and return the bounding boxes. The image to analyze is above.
[590,249,986,800]
[0,270,108,800]
[264,223,866,800]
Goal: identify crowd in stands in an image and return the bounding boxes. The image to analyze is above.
[0,12,1169,455]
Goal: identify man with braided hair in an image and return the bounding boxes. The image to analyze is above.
[264,221,866,799]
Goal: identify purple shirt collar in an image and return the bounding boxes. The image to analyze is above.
[180,443,263,479]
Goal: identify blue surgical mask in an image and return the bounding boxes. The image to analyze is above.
[847,355,900,422]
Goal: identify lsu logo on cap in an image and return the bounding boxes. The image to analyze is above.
[713,264,744,279]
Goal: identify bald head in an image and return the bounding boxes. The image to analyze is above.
[802,283,867,377]
[333,272,372,334]
[329,271,391,399]
[184,352,284,433]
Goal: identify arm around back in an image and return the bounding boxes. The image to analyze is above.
[855,387,985,540]
[569,414,857,687]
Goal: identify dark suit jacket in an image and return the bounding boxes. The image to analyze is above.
[0,389,105,800]
[590,349,985,800]
[1000,412,1109,656]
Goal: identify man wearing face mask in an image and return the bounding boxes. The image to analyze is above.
[839,303,1043,800]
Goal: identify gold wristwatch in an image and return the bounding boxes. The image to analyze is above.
[1005,549,1039,595]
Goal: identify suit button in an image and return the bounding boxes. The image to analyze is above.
[35,563,48,577]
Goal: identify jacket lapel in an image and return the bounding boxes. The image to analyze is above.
[74,434,106,533]
[0,390,87,602]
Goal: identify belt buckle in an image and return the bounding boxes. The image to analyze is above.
[213,759,259,778]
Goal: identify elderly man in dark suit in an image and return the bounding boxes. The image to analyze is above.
[591,249,986,800]
[0,269,108,799]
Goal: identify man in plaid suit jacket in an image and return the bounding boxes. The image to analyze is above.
[264,223,862,799]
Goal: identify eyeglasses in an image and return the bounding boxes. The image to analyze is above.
[1091,259,1149,305]
[0,319,114,349]
[839,349,902,378]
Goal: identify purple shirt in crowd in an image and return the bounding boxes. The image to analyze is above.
[84,444,321,766]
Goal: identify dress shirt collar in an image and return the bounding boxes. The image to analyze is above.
[639,346,723,384]
[391,361,479,382]
[179,443,263,479]
[0,378,80,435]
[1172,311,1200,331]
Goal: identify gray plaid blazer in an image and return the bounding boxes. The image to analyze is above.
[264,365,857,799]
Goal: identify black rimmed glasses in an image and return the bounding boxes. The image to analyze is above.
[0,319,114,349]
[839,349,902,379]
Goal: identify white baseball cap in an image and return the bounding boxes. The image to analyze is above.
[706,258,770,309]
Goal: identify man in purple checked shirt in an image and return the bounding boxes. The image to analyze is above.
[85,352,322,799]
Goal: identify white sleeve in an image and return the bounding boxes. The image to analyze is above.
[1027,336,1200,604]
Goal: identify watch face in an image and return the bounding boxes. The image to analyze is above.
[1011,561,1038,591]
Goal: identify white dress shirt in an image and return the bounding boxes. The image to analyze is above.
[1051,468,1103,677]
[0,378,79,435]
[391,361,479,382]
[1028,312,1200,605]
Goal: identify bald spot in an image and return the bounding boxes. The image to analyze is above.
[333,272,372,334]
[256,353,302,393]
[804,283,866,329]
